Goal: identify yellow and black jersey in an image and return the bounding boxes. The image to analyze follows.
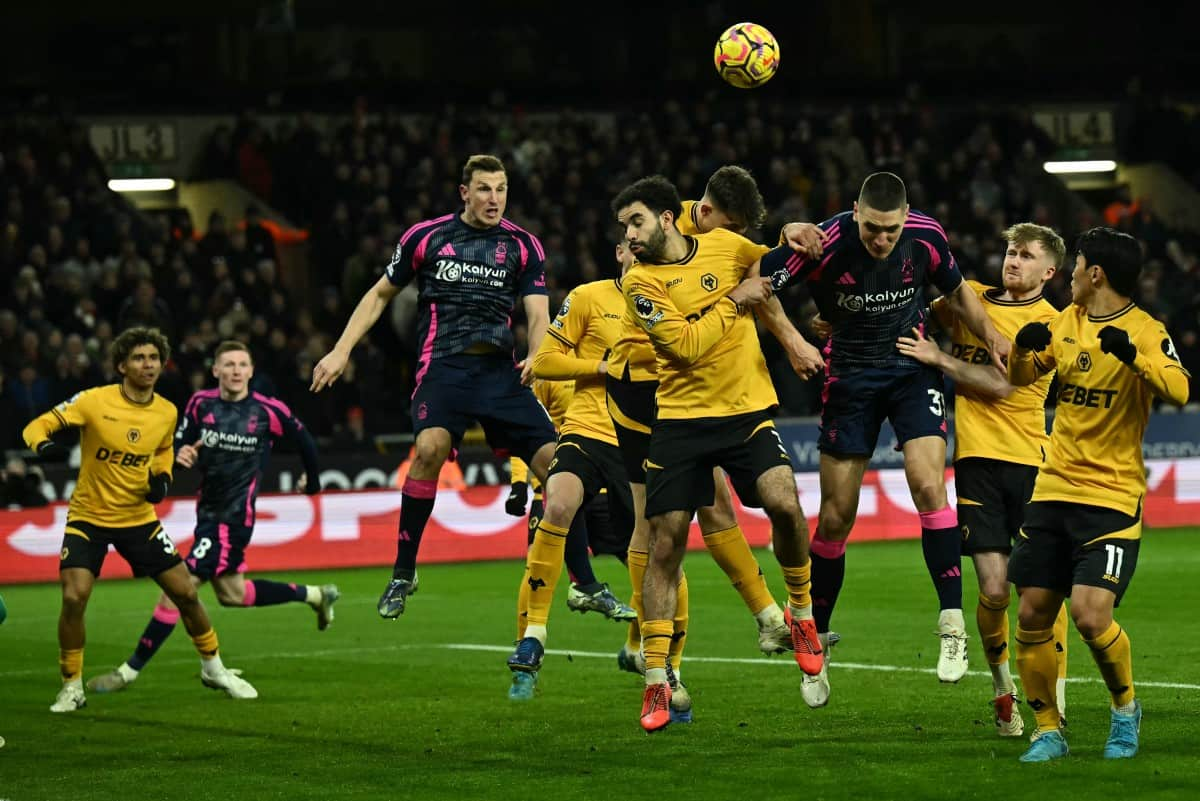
[531,378,573,430]
[932,280,1057,466]
[622,227,775,420]
[538,279,624,446]
[511,379,574,494]
[609,199,703,384]
[677,199,701,236]
[1015,302,1190,515]
[22,384,176,527]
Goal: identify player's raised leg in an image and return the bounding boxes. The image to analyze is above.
[754,463,822,676]
[806,452,868,706]
[902,435,967,682]
[697,468,790,654]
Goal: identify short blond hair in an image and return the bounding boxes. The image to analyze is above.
[1003,223,1066,269]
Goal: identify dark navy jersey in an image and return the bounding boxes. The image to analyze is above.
[385,212,548,365]
[765,209,963,376]
[176,390,320,526]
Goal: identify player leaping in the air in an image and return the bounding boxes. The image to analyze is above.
[311,154,558,619]
[763,172,1009,706]
[87,340,332,694]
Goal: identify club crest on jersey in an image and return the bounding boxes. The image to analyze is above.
[1077,352,1093,372]
[127,428,141,443]
[901,258,915,284]
[495,241,508,265]
[700,273,718,292]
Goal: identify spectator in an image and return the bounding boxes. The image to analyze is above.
[1,457,50,509]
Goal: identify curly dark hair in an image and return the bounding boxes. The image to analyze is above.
[110,327,171,372]
[705,165,767,230]
[610,175,683,221]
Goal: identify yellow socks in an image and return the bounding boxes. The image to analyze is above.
[780,562,812,610]
[703,525,775,615]
[641,619,674,672]
[59,648,83,683]
[1085,620,1135,708]
[523,520,570,629]
[669,573,688,672]
[977,593,1010,665]
[625,549,649,653]
[191,628,220,659]
[1015,626,1060,731]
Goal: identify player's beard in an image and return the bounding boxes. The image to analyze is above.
[637,224,669,263]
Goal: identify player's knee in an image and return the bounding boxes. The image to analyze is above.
[763,494,802,533]
[214,587,244,607]
[1070,605,1112,640]
[979,584,1010,608]
[59,589,90,617]
[817,509,854,540]
[169,584,202,611]
[909,481,947,512]
[542,495,579,528]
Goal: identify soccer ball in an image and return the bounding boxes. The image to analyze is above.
[713,22,780,89]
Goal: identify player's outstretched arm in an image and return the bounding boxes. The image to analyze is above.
[897,327,1012,400]
[945,282,1010,370]
[312,276,401,392]
[745,258,823,379]
[519,294,551,386]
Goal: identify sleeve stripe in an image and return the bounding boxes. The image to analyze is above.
[500,220,547,261]
[399,214,453,247]
[546,328,576,348]
[51,409,68,428]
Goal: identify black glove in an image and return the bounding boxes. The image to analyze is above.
[145,471,171,503]
[1015,321,1052,352]
[35,440,64,460]
[506,481,529,517]
[1098,325,1137,365]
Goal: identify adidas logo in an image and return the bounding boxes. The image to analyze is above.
[836,272,857,285]
[438,242,457,257]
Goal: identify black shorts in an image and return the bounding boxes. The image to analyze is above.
[60,519,183,578]
[186,520,252,580]
[606,375,658,483]
[820,364,947,456]
[411,353,556,463]
[1008,500,1142,605]
[548,434,635,549]
[956,457,1039,556]
[645,410,792,519]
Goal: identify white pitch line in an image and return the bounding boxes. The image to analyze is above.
[440,643,1200,691]
[3,641,1198,692]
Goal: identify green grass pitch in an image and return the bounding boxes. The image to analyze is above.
[2,528,1198,800]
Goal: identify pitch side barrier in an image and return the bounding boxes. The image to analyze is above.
[3,413,1197,583]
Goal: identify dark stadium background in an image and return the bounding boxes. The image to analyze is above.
[2,0,1198,501]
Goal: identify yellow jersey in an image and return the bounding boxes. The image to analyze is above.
[933,280,1057,466]
[510,378,574,493]
[622,227,776,420]
[538,279,624,446]
[23,384,177,527]
[609,200,702,383]
[1015,302,1190,515]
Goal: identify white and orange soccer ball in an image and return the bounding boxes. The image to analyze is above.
[713,22,780,89]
